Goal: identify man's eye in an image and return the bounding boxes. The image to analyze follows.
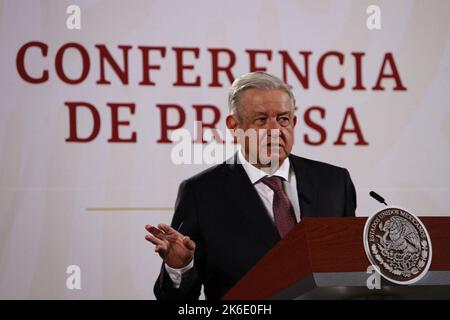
[255,118,266,124]
[278,117,290,126]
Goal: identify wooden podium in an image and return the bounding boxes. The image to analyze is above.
[223,217,450,300]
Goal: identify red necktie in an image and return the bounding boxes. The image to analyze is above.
[261,176,297,238]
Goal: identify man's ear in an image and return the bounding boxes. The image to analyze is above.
[293,114,297,127]
[226,114,239,143]
[226,114,238,131]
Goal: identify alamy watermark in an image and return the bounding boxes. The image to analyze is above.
[170,122,284,171]
[66,264,81,290]
[66,5,81,30]
[366,5,381,30]
[366,265,381,290]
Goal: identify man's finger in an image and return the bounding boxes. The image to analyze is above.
[145,234,165,247]
[147,236,170,254]
[158,223,178,235]
[145,225,166,240]
[183,236,196,251]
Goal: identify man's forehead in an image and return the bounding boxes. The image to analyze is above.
[240,89,293,112]
[241,88,291,101]
[244,99,293,114]
[250,109,291,116]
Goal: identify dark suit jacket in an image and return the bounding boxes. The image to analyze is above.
[154,153,356,300]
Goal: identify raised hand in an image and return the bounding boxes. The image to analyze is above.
[145,223,196,269]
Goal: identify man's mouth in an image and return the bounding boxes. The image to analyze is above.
[265,142,284,148]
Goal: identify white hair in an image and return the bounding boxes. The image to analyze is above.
[228,72,296,118]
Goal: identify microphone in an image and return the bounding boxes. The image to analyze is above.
[369,191,388,206]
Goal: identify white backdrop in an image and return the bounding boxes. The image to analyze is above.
[0,0,449,299]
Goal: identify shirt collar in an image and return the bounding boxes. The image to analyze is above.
[237,149,290,184]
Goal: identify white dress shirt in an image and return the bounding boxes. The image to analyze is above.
[164,150,301,288]
[237,150,301,223]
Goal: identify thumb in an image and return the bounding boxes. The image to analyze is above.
[183,236,196,251]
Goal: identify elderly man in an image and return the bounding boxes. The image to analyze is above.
[145,72,356,300]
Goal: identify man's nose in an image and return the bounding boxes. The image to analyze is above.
[266,117,281,135]
[267,117,280,133]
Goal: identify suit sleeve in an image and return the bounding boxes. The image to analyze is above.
[343,168,357,217]
[153,179,204,300]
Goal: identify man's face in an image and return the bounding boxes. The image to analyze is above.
[227,88,297,168]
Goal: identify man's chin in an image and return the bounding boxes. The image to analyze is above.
[259,150,288,168]
[246,147,289,167]
[269,148,288,161]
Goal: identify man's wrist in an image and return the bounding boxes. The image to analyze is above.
[164,258,194,288]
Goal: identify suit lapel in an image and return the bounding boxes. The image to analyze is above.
[223,154,280,247]
[289,155,318,218]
